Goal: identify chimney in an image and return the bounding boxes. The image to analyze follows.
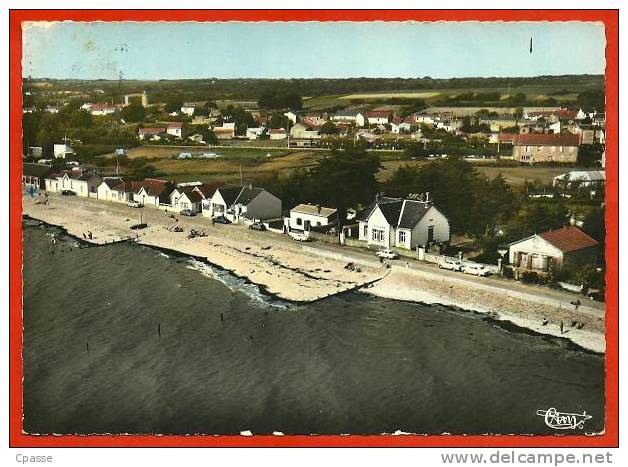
[425,192,430,204]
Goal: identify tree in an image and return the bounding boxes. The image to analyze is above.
[577,89,604,111]
[306,147,381,220]
[164,97,183,114]
[121,103,146,123]
[319,121,339,135]
[69,109,94,128]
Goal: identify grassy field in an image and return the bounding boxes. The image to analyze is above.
[99,146,586,187]
[302,83,591,110]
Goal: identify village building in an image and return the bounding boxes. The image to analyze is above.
[268,128,287,140]
[552,170,606,189]
[130,179,175,208]
[365,110,391,126]
[87,103,120,116]
[331,110,361,124]
[97,178,129,203]
[290,122,320,140]
[53,143,74,159]
[138,127,167,141]
[511,132,580,164]
[246,127,266,140]
[357,195,450,250]
[180,104,196,117]
[166,122,184,138]
[22,163,55,190]
[508,226,598,272]
[202,185,282,223]
[45,170,102,197]
[288,204,337,231]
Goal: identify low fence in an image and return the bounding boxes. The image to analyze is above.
[308,230,340,245]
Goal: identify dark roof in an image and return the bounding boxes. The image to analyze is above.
[539,226,598,253]
[357,197,401,222]
[397,200,431,229]
[22,163,54,179]
[103,178,126,189]
[77,173,100,182]
[378,200,404,225]
[216,186,244,206]
[235,187,264,205]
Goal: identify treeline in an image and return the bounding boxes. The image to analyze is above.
[23,75,603,103]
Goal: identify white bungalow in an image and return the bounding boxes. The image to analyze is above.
[357,194,450,250]
[202,185,281,223]
[97,178,129,203]
[130,179,174,208]
[288,204,337,231]
[45,171,102,197]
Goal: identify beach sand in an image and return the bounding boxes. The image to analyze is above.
[22,194,606,353]
[364,268,605,353]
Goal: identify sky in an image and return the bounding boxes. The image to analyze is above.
[22,21,606,80]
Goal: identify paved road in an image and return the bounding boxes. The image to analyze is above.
[27,193,605,316]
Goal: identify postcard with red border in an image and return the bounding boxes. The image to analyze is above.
[10,9,618,447]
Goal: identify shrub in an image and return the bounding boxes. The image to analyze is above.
[520,270,547,285]
[502,266,514,279]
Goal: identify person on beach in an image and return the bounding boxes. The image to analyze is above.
[542,318,549,326]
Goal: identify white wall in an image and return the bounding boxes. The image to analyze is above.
[409,206,450,249]
[289,211,332,231]
[365,206,395,249]
[508,235,563,269]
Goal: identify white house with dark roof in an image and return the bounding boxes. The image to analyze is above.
[45,170,102,197]
[202,185,282,222]
[289,204,337,231]
[97,178,129,203]
[358,195,450,250]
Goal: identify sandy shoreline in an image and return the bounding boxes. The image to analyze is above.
[22,194,605,353]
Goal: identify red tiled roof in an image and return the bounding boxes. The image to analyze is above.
[498,133,516,143]
[213,127,235,133]
[366,111,391,118]
[139,127,166,134]
[167,122,183,129]
[269,128,286,134]
[513,132,580,147]
[539,226,598,253]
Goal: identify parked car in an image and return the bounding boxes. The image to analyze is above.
[586,289,604,302]
[61,190,76,196]
[180,209,196,217]
[177,152,192,159]
[248,222,266,231]
[289,231,309,242]
[461,263,490,276]
[439,258,463,271]
[376,248,399,260]
[127,200,143,208]
[213,216,231,224]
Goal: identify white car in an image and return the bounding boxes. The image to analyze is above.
[462,263,490,276]
[127,200,144,208]
[376,248,399,260]
[288,231,309,242]
[439,259,463,271]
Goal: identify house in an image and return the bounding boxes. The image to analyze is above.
[212,124,235,140]
[283,111,299,124]
[553,170,606,189]
[365,111,391,125]
[202,185,281,223]
[289,204,337,231]
[22,163,55,189]
[97,178,130,203]
[511,132,580,164]
[508,226,598,272]
[130,178,175,208]
[138,127,167,140]
[331,110,360,124]
[45,170,102,197]
[166,122,183,138]
[246,127,266,140]
[290,122,320,140]
[180,104,196,116]
[357,194,450,250]
[169,186,204,213]
[268,128,287,140]
[303,113,327,127]
[88,103,119,116]
[53,143,74,159]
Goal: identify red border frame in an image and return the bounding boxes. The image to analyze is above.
[9,9,618,448]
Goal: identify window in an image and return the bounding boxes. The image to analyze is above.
[363,225,368,238]
[296,217,302,226]
[399,231,406,243]
[372,228,385,242]
[559,146,564,152]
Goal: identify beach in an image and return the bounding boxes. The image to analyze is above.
[22,194,606,353]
